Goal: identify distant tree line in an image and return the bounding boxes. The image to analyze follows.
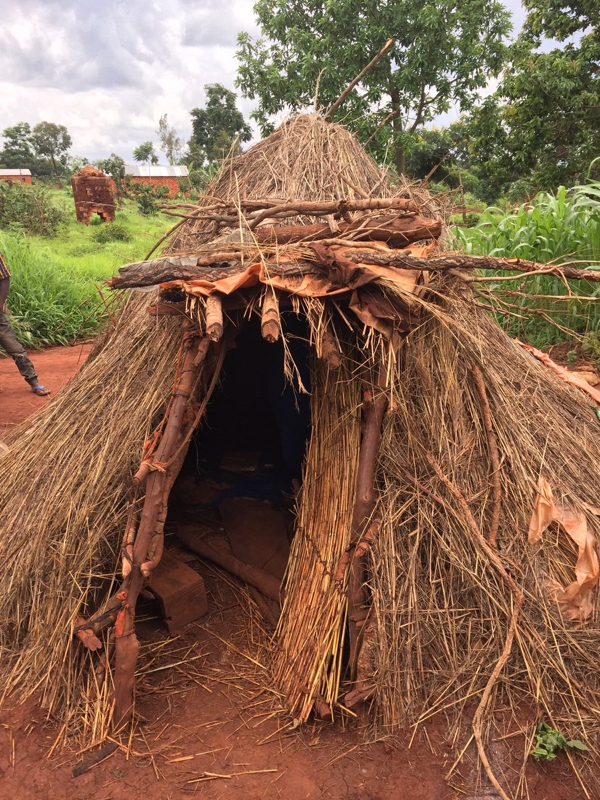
[0,122,72,178]
[0,83,252,194]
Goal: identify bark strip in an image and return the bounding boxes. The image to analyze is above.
[205,294,224,341]
[261,289,281,343]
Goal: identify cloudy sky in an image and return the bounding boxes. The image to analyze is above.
[0,0,528,163]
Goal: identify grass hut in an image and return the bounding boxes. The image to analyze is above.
[1,115,600,798]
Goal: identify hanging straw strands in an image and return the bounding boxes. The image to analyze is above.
[369,285,600,794]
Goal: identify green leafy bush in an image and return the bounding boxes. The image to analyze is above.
[0,181,68,237]
[92,223,132,243]
[134,183,170,216]
[454,180,600,345]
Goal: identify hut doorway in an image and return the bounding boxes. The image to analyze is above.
[166,311,312,622]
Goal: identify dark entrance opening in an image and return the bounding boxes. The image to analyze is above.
[164,310,312,624]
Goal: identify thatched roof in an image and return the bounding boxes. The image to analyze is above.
[164,113,444,254]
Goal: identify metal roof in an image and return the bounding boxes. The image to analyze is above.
[0,168,32,176]
[125,165,189,178]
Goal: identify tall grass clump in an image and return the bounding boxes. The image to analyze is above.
[454,181,600,346]
[0,232,114,347]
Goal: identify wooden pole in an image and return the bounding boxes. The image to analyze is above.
[325,39,395,120]
[113,332,209,727]
[347,370,388,678]
[261,289,281,343]
[110,250,600,291]
[254,215,441,247]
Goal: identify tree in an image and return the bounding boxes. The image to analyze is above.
[95,153,127,200]
[523,0,598,38]
[30,121,72,176]
[133,141,159,166]
[156,114,183,165]
[189,84,252,164]
[469,0,600,192]
[0,123,35,169]
[236,0,511,175]
[95,153,126,180]
[66,155,90,176]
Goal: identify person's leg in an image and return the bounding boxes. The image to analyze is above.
[0,311,39,387]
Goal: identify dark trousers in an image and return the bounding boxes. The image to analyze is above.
[0,312,38,386]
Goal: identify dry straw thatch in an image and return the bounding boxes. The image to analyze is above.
[161,113,446,255]
[371,287,600,790]
[1,113,600,796]
[0,295,182,734]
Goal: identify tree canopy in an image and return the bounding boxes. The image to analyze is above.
[189,84,252,164]
[133,141,159,166]
[0,123,35,170]
[157,114,183,165]
[523,0,598,38]
[30,122,72,176]
[95,153,126,179]
[464,0,600,193]
[0,121,72,177]
[236,0,511,174]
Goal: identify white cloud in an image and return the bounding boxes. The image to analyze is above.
[0,0,260,161]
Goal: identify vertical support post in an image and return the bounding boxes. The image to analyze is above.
[113,332,209,728]
[347,367,388,679]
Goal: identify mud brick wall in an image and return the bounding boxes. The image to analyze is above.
[71,166,116,224]
[130,176,181,198]
[0,175,32,185]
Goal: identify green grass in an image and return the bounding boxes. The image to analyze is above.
[1,194,173,347]
[453,182,600,347]
[31,191,173,281]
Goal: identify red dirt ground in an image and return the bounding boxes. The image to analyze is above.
[0,345,591,799]
[0,343,92,439]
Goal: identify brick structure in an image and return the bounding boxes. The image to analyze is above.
[0,169,32,184]
[125,165,188,198]
[71,166,116,224]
